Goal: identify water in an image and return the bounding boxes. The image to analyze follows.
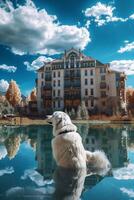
[0,124,134,200]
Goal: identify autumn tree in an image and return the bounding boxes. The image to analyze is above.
[126,88,134,115]
[5,80,21,107]
[30,88,37,101]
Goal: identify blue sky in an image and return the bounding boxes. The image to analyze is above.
[0,0,134,95]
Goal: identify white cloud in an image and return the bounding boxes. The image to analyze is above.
[24,56,53,71]
[129,14,134,20]
[0,64,17,72]
[0,167,14,176]
[118,42,134,53]
[6,186,55,198]
[110,60,134,75]
[21,169,53,186]
[84,2,127,26]
[0,144,7,159]
[85,2,114,18]
[0,79,9,92]
[120,187,134,198]
[85,20,91,28]
[113,164,134,180]
[0,0,90,55]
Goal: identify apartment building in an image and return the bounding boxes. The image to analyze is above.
[36,48,126,115]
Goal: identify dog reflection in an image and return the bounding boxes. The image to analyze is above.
[53,166,86,200]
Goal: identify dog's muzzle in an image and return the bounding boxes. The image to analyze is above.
[46,115,53,125]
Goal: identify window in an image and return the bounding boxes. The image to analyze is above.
[53,90,55,97]
[58,80,60,86]
[85,100,88,107]
[91,138,95,144]
[58,71,60,77]
[91,89,94,96]
[86,138,89,144]
[85,79,88,85]
[100,67,106,73]
[41,73,44,79]
[101,91,106,97]
[53,71,56,78]
[101,75,105,81]
[53,80,56,87]
[85,89,88,96]
[58,100,60,108]
[85,70,87,76]
[53,101,55,108]
[91,99,94,107]
[58,90,60,96]
[102,101,106,106]
[90,69,93,76]
[41,81,44,86]
[90,78,94,85]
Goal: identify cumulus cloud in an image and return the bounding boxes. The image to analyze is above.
[0,166,14,176]
[118,41,134,53]
[0,0,90,55]
[120,187,134,198]
[113,164,134,180]
[110,60,134,75]
[0,64,17,72]
[24,56,53,71]
[6,186,55,199]
[84,2,127,26]
[21,169,53,186]
[0,79,9,92]
[129,14,134,20]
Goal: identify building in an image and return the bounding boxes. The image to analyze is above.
[36,48,126,115]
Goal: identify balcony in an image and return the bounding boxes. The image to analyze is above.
[42,95,52,100]
[64,94,81,99]
[64,72,80,79]
[100,82,107,89]
[45,75,51,81]
[43,85,52,90]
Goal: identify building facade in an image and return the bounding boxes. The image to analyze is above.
[36,48,126,115]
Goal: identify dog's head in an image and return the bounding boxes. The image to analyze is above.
[47,111,77,136]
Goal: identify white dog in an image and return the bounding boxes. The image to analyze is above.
[48,111,111,176]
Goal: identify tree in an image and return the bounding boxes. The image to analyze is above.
[30,88,37,101]
[81,101,89,120]
[126,88,134,116]
[76,102,89,120]
[5,80,21,107]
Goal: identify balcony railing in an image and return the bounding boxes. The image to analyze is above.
[64,72,80,78]
[45,76,51,81]
[42,95,52,100]
[43,85,52,90]
[100,82,107,89]
[64,94,81,99]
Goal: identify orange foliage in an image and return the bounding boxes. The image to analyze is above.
[30,88,37,101]
[5,80,21,107]
[126,88,134,115]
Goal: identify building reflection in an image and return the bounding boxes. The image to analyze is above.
[82,125,129,168]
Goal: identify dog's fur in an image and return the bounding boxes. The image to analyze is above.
[48,111,111,176]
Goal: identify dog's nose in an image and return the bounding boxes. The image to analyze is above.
[46,115,53,125]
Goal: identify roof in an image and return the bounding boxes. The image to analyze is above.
[37,66,44,72]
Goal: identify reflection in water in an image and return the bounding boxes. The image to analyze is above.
[53,167,86,200]
[0,124,134,199]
